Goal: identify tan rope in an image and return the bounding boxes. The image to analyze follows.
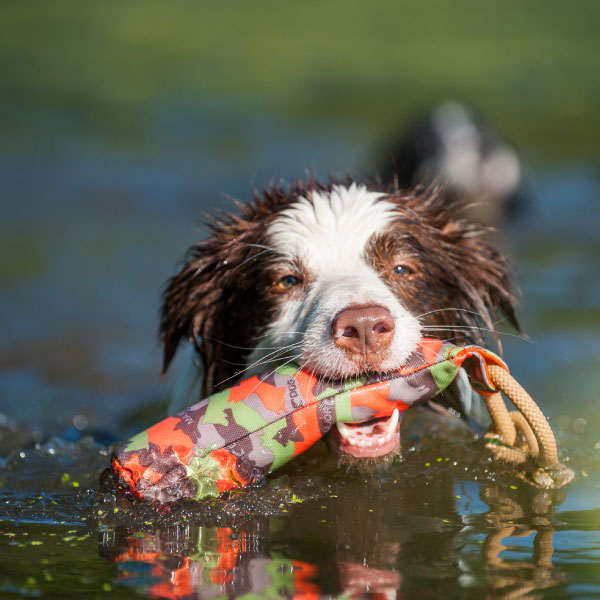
[483,391,517,446]
[484,433,530,465]
[482,526,556,599]
[510,411,539,458]
[486,365,558,468]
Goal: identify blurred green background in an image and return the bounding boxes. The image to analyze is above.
[2,0,599,160]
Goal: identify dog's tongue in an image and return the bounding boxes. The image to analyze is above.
[334,408,400,458]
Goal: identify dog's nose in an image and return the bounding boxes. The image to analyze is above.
[332,305,395,356]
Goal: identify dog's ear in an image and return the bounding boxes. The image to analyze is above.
[410,188,521,349]
[160,184,298,395]
[160,238,226,385]
[160,211,266,392]
[444,222,520,339]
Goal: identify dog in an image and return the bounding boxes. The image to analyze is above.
[160,178,519,461]
[378,102,527,227]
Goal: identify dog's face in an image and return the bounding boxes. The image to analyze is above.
[161,180,518,459]
[249,184,421,380]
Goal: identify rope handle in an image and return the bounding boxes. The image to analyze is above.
[482,365,574,488]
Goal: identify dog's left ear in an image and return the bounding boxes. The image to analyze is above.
[414,188,521,346]
[443,219,520,333]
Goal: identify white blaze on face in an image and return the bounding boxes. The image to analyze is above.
[246,184,422,377]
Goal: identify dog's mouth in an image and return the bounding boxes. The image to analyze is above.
[331,408,400,458]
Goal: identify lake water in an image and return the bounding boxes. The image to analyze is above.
[1,4,599,597]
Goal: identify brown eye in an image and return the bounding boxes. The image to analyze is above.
[393,264,415,277]
[274,275,300,290]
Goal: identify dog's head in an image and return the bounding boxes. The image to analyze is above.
[161,179,519,458]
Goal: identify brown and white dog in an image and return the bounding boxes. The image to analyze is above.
[160,179,519,460]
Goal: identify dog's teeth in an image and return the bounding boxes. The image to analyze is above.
[388,408,399,432]
[337,409,399,452]
[337,422,352,440]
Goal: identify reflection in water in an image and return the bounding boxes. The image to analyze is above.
[100,520,320,599]
[338,562,401,599]
[478,485,564,599]
[98,475,566,598]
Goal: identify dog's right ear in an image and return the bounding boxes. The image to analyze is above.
[159,203,274,393]
[160,183,297,391]
[160,238,227,378]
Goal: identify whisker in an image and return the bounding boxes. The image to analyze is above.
[220,357,274,367]
[421,325,530,343]
[216,349,300,387]
[421,325,491,330]
[243,343,304,368]
[295,358,312,376]
[438,334,469,345]
[216,342,304,384]
[203,336,302,351]
[235,242,278,253]
[249,330,307,342]
[417,307,489,320]
[232,250,270,264]
[230,249,272,273]
[242,354,304,398]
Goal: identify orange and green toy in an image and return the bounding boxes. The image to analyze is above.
[105,338,573,503]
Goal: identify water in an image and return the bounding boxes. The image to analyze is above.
[2,3,600,597]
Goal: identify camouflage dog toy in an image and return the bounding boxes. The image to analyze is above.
[104,338,572,503]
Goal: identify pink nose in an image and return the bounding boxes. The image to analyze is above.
[332,305,395,357]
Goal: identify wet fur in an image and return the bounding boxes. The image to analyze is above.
[160,178,519,408]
